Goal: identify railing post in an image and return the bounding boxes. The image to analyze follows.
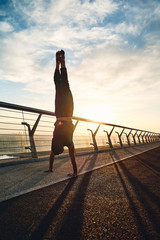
[149,133,151,142]
[149,133,152,142]
[22,114,41,158]
[154,134,157,142]
[150,133,153,142]
[147,132,151,143]
[145,132,148,143]
[124,129,132,146]
[87,124,100,151]
[131,130,137,145]
[137,131,142,144]
[156,134,159,142]
[146,132,150,143]
[103,126,115,149]
[74,120,79,131]
[142,133,145,144]
[153,134,156,142]
[115,128,125,147]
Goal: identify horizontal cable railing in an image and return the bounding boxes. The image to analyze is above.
[0,101,159,160]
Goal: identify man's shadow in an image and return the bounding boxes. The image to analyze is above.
[54,153,98,240]
[30,177,77,240]
[30,153,98,240]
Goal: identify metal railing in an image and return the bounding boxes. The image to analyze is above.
[0,101,159,160]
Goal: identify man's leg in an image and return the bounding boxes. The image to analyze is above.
[45,151,54,172]
[68,144,77,176]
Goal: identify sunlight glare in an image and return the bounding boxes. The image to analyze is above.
[82,104,113,123]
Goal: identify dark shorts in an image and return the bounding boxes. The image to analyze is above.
[51,120,74,151]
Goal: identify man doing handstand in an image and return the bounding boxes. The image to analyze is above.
[45,50,77,177]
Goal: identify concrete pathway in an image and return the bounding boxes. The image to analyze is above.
[0,144,160,240]
[0,142,160,203]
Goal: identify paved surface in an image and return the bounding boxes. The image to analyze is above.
[0,143,160,239]
[0,142,160,203]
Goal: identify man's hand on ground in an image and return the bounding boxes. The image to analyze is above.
[44,169,53,173]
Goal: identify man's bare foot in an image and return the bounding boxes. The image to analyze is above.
[60,49,65,58]
[56,51,61,62]
[59,50,65,67]
[44,169,53,173]
[67,173,77,178]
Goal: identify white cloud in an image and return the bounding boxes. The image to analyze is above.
[0,21,14,32]
[69,39,160,112]
[11,0,118,28]
[114,22,139,35]
[0,0,119,86]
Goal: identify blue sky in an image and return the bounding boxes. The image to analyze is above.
[0,0,160,132]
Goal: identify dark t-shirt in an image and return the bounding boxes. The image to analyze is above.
[53,120,74,147]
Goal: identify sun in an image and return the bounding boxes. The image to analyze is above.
[82,104,113,123]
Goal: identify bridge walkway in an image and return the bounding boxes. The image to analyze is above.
[0,142,160,239]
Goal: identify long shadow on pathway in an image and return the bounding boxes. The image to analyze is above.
[30,153,98,240]
[110,150,160,240]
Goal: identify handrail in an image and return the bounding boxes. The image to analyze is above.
[0,101,158,134]
[0,101,159,159]
[0,101,55,116]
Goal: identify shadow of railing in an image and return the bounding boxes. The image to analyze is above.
[110,150,160,238]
